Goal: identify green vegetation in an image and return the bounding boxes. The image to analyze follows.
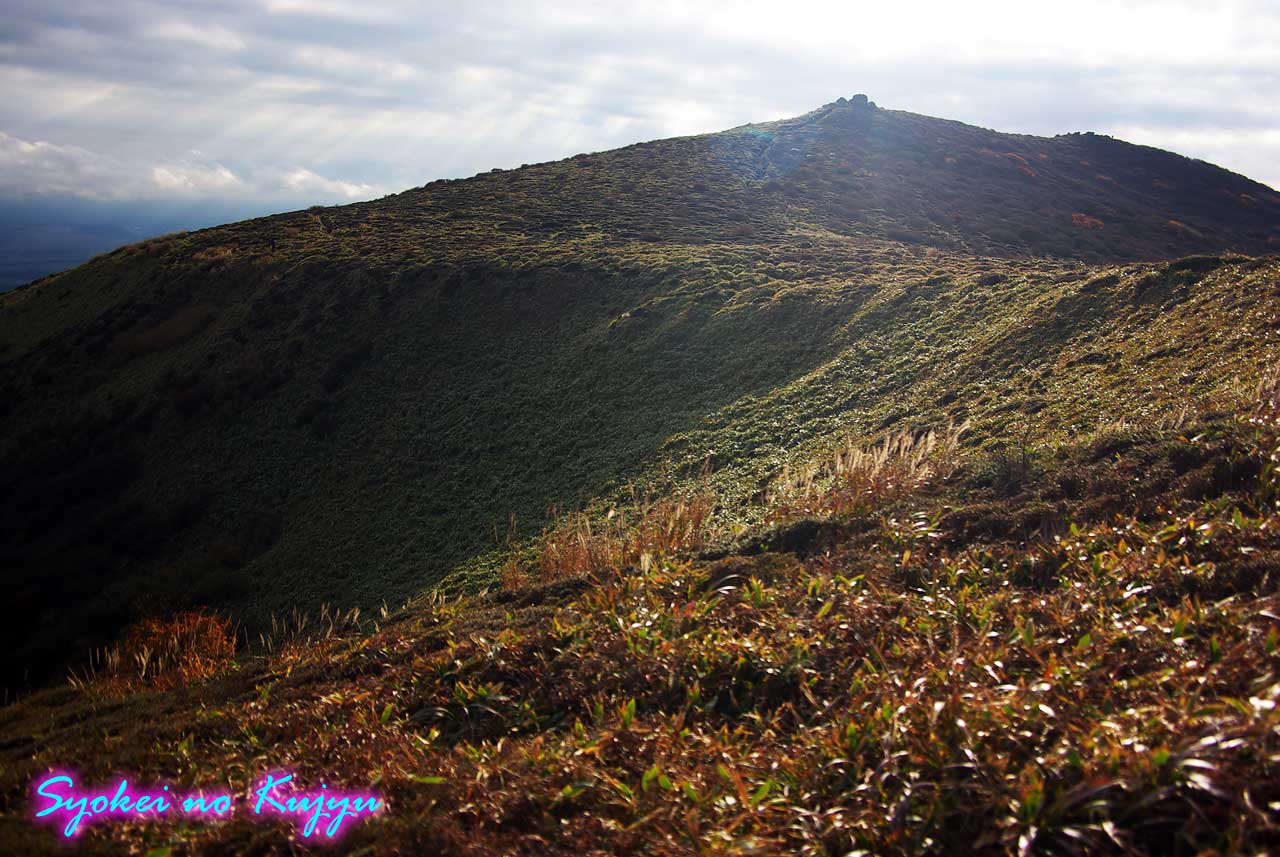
[1,169,1276,689]
[0,97,1278,851]
[1,374,1278,854]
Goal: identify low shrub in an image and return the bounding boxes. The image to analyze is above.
[76,609,236,691]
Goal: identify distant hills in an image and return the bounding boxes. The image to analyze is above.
[0,220,137,292]
[0,97,1278,690]
[0,198,295,291]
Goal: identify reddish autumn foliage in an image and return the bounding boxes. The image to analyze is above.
[102,610,236,690]
[1072,212,1105,230]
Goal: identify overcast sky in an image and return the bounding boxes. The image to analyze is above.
[1,0,1277,214]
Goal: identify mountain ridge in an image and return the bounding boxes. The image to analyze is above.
[2,96,1280,855]
[0,98,1277,692]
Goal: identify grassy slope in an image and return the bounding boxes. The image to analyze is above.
[0,98,1279,850]
[3,238,1276,690]
[2,102,1278,692]
[1,374,1278,855]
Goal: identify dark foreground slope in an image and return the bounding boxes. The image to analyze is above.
[1,370,1278,855]
[1,99,1278,691]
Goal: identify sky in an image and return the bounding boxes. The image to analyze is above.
[0,0,1278,217]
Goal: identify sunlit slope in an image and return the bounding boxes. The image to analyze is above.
[0,98,1278,689]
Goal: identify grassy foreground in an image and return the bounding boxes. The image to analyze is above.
[1,361,1278,854]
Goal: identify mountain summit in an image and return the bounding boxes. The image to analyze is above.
[382,94,1279,261]
[0,100,1277,690]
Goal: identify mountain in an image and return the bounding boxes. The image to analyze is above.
[1,95,1280,853]
[1,98,1279,692]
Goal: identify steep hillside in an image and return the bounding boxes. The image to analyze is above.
[1,369,1278,855]
[0,98,1278,692]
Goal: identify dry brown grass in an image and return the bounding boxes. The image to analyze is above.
[256,602,365,658]
[15,401,1280,855]
[1251,364,1280,507]
[765,421,967,522]
[190,245,235,266]
[501,488,716,588]
[71,610,235,692]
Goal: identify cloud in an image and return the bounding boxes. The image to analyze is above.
[149,161,243,196]
[144,20,247,53]
[0,130,388,203]
[275,166,376,200]
[0,131,143,200]
[0,0,1276,207]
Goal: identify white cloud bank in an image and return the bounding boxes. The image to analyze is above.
[0,131,382,203]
